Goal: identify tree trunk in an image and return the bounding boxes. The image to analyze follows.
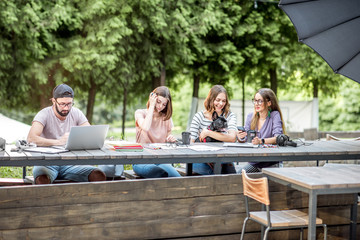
[160,48,166,86]
[39,63,59,109]
[160,65,166,86]
[242,75,245,126]
[192,74,199,98]
[269,67,277,96]
[312,79,319,130]
[152,76,161,89]
[122,85,127,140]
[86,77,97,124]
[187,75,200,130]
[313,80,318,98]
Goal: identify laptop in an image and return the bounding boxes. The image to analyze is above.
[64,125,109,150]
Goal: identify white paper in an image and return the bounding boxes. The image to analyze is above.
[188,145,224,151]
[24,147,69,154]
[223,142,257,148]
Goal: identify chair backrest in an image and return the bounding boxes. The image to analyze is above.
[326,133,360,141]
[326,134,340,141]
[242,169,270,206]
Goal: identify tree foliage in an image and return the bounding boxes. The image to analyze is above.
[0,0,358,132]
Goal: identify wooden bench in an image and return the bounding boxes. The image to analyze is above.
[123,170,143,179]
[176,167,200,176]
[0,178,32,186]
[25,176,74,184]
[0,174,358,239]
[25,176,126,184]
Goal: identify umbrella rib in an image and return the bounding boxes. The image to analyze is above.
[336,51,360,74]
[298,15,360,43]
[256,0,278,3]
[278,0,316,7]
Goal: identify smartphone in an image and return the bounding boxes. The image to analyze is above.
[237,126,245,132]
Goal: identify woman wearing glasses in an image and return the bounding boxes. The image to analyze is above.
[237,88,285,173]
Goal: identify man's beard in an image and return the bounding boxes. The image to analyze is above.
[55,105,70,117]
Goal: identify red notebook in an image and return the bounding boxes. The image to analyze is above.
[112,144,143,152]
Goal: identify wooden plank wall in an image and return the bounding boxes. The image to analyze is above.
[0,174,358,240]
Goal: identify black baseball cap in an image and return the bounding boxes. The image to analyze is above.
[53,84,74,99]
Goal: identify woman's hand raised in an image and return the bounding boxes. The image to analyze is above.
[149,92,157,109]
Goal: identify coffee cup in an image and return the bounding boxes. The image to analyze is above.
[182,132,191,145]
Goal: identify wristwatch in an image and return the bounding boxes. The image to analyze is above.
[261,138,265,144]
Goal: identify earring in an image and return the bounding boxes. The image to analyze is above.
[268,107,272,118]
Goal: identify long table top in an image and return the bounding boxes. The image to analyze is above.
[0,140,359,167]
[263,164,360,191]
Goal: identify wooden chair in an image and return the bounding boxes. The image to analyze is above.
[240,170,327,240]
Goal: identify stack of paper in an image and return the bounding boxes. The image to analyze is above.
[112,144,143,152]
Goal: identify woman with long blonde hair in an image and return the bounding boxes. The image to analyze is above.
[237,88,285,173]
[189,85,237,175]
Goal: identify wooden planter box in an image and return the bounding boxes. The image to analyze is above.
[0,174,358,239]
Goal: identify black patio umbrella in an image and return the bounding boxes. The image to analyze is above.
[279,0,360,84]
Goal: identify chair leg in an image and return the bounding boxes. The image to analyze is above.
[240,217,249,240]
[263,227,270,240]
[323,224,327,240]
[299,228,303,240]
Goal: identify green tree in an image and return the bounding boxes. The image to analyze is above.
[185,0,245,127]
[0,1,71,111]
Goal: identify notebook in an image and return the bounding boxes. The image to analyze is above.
[64,125,109,150]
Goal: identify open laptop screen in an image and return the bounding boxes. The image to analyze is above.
[65,125,109,150]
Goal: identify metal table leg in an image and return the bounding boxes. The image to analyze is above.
[308,192,317,240]
[350,193,358,240]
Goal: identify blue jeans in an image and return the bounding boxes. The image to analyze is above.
[33,165,99,183]
[98,165,124,177]
[193,163,214,175]
[193,163,236,175]
[133,164,181,178]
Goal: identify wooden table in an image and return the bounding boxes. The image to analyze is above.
[263,164,360,240]
[1,141,359,176]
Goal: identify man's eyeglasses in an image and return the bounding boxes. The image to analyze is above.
[55,99,74,108]
[252,99,264,105]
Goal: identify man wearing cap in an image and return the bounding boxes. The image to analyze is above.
[27,83,106,184]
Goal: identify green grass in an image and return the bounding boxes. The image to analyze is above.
[0,166,33,178]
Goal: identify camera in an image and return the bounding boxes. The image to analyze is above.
[247,130,256,143]
[276,134,297,147]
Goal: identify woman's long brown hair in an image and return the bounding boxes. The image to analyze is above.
[204,85,230,117]
[250,88,286,134]
[146,86,173,121]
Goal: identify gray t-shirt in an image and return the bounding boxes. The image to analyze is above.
[33,106,88,140]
